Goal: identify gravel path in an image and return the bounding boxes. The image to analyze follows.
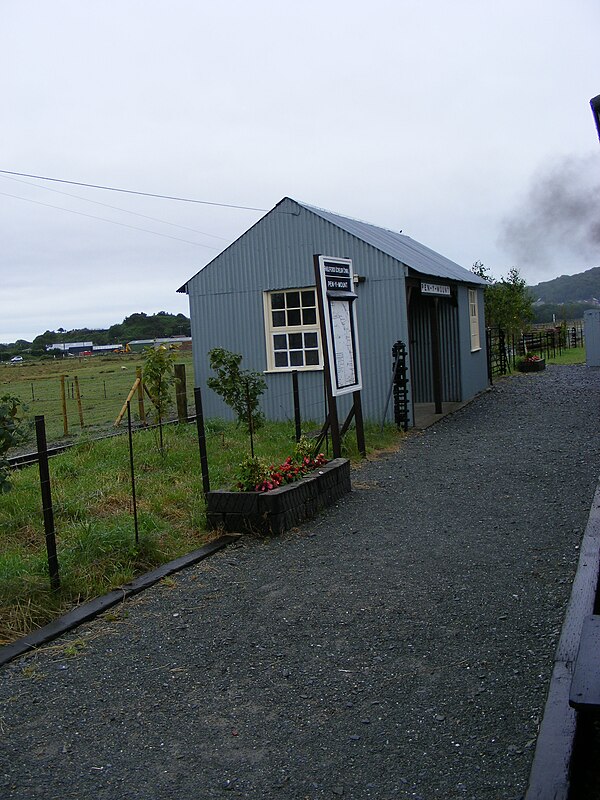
[1,365,599,800]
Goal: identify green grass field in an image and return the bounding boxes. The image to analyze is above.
[1,351,196,449]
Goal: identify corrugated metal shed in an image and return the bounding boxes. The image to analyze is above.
[180,196,489,424]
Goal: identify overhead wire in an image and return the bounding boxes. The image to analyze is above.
[0,169,268,212]
[0,173,230,241]
[0,190,221,249]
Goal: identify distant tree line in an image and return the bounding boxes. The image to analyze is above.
[0,311,191,360]
[531,302,598,324]
[529,266,600,304]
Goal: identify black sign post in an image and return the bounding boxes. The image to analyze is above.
[314,255,342,458]
[314,254,366,458]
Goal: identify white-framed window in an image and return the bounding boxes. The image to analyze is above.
[263,287,322,371]
[468,288,481,351]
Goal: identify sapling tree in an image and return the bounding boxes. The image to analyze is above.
[472,262,534,336]
[142,345,177,451]
[0,394,28,492]
[207,348,266,433]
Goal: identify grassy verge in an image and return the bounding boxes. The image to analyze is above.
[545,346,586,365]
[0,419,403,644]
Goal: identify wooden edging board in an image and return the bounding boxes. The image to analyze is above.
[524,478,600,799]
[0,534,238,669]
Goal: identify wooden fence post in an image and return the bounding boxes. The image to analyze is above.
[74,376,84,428]
[136,367,146,425]
[174,364,188,423]
[59,375,69,436]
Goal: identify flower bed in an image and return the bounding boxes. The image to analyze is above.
[206,458,351,535]
[517,356,546,373]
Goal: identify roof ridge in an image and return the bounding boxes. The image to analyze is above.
[292,198,405,238]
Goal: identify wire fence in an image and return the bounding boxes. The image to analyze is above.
[2,376,342,611]
[487,323,585,379]
[4,355,337,457]
[3,358,192,453]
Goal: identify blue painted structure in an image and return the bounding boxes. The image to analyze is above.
[179,197,488,425]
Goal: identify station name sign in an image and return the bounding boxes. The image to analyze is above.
[324,259,353,294]
[420,282,451,297]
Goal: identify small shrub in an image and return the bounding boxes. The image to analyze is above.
[234,451,328,492]
[0,394,28,493]
[234,455,270,491]
[207,348,266,433]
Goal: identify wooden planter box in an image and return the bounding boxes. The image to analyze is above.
[518,358,546,373]
[206,458,351,536]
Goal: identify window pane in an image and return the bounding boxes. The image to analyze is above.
[304,332,318,348]
[305,349,319,366]
[274,351,288,367]
[271,293,285,310]
[288,332,302,349]
[287,309,301,326]
[286,291,300,309]
[301,290,315,307]
[302,308,316,325]
[273,334,287,350]
[290,351,304,366]
[272,310,286,327]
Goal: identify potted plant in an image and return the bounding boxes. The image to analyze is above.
[206,439,351,535]
[517,353,546,373]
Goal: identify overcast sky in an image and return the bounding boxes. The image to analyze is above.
[2,0,599,344]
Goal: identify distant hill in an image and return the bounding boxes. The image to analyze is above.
[0,311,191,357]
[528,266,600,304]
[527,266,600,323]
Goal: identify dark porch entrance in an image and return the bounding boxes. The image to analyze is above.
[407,282,461,419]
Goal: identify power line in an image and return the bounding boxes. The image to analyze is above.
[0,169,267,212]
[0,173,229,241]
[0,190,221,249]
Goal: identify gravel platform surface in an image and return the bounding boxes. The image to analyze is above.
[1,365,599,800]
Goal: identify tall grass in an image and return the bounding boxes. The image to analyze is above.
[0,419,403,643]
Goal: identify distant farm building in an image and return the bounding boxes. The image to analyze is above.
[127,337,193,352]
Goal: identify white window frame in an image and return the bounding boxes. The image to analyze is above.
[469,288,481,352]
[263,287,323,372]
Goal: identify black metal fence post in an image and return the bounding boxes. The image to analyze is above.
[486,328,493,385]
[194,386,211,494]
[292,370,302,442]
[35,415,60,592]
[246,380,255,458]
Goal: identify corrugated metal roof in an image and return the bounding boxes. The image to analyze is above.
[179,196,486,290]
[295,199,486,285]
